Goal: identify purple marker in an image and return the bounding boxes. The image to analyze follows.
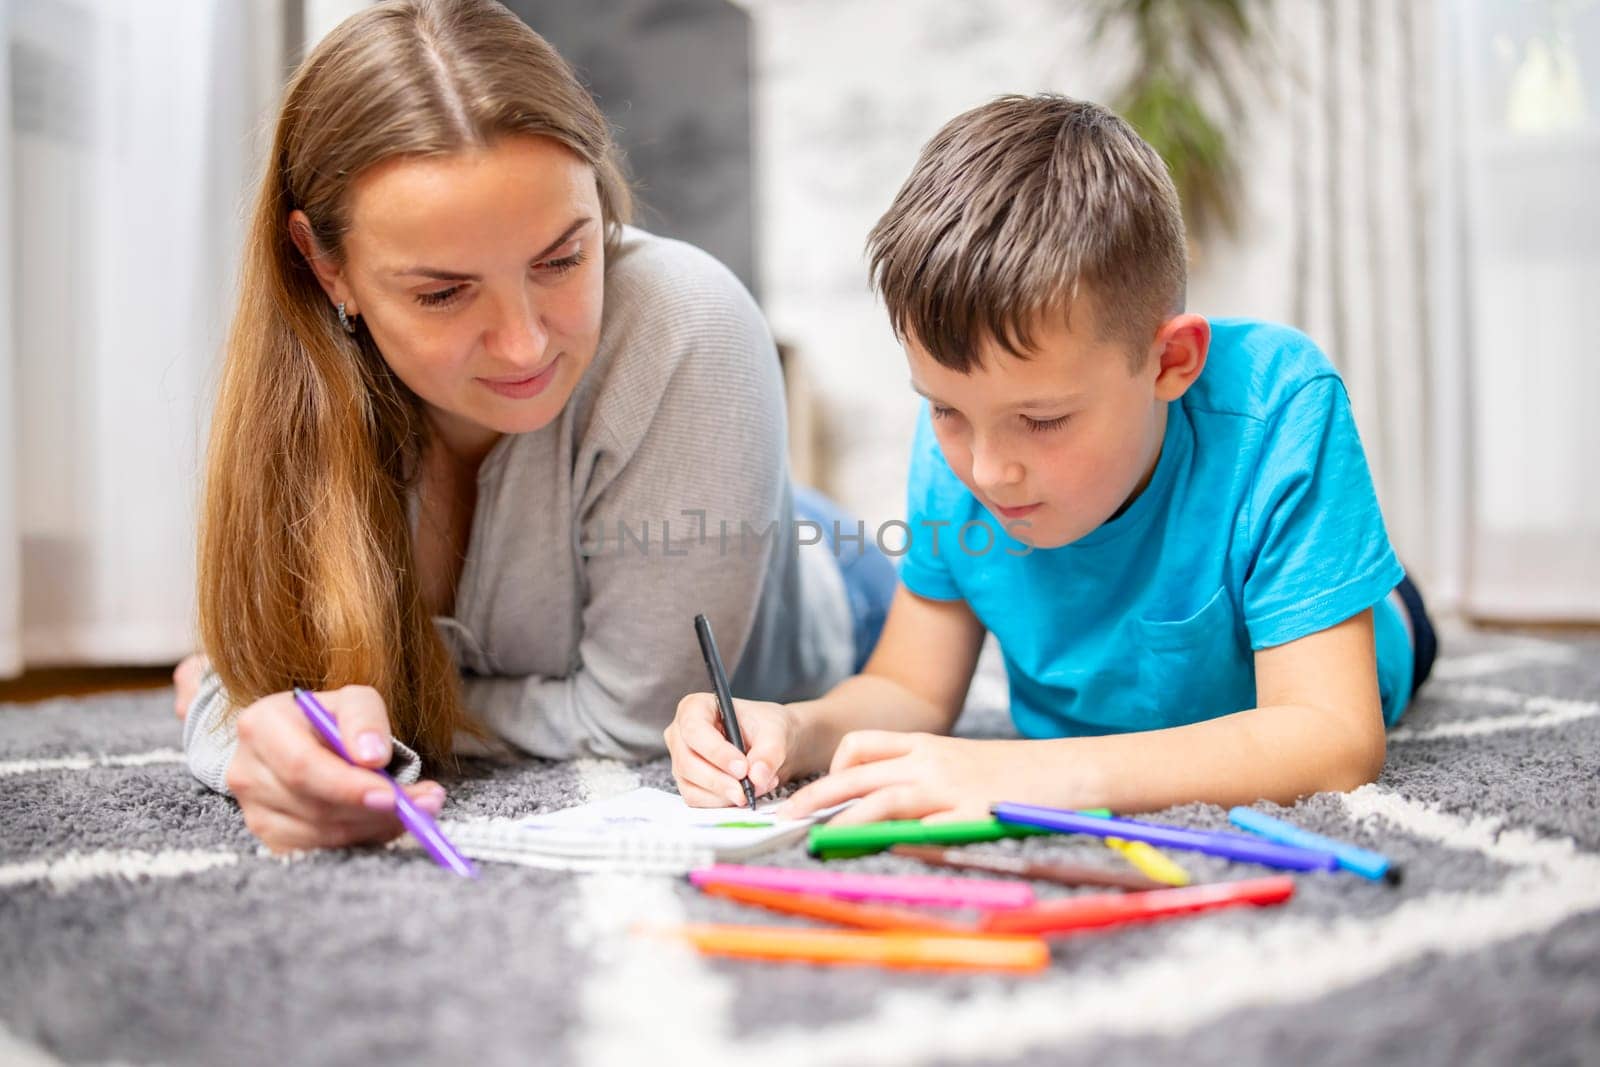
[992,802,1341,873]
[292,688,478,879]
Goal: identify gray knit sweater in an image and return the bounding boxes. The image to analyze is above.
[184,228,854,792]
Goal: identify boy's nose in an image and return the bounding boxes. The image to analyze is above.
[970,444,1024,491]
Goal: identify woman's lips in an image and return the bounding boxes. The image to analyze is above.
[994,502,1042,521]
[479,356,561,399]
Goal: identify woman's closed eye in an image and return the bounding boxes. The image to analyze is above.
[413,247,589,309]
[540,248,586,275]
[417,285,465,308]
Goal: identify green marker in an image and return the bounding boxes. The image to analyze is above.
[714,821,774,829]
[809,809,1114,860]
[812,846,896,861]
[807,818,1041,858]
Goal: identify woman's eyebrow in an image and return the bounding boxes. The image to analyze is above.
[390,216,592,280]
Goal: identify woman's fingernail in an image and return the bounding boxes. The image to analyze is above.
[415,792,444,815]
[729,759,747,778]
[728,787,746,807]
[362,789,395,812]
[355,732,387,764]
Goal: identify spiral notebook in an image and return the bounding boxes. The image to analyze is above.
[438,787,843,873]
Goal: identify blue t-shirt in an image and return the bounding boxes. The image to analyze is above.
[900,318,1411,735]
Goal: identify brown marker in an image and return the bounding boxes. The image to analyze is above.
[891,845,1168,892]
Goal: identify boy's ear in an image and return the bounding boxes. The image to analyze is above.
[287,209,354,312]
[1148,314,1209,401]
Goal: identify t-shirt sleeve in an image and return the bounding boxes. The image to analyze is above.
[898,403,967,603]
[1242,376,1404,649]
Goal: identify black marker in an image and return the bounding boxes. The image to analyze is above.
[694,613,758,808]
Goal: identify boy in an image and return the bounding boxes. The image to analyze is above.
[665,94,1436,824]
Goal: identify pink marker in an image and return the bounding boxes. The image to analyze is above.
[690,864,1035,910]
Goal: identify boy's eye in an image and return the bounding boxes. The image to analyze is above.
[1023,414,1071,433]
[930,404,959,421]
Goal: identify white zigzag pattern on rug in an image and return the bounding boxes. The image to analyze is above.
[1,640,1594,1067]
[1391,684,1599,742]
[0,748,185,778]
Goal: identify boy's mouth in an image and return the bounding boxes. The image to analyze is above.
[992,502,1042,521]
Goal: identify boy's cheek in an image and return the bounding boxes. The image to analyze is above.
[939,448,978,495]
[935,437,969,474]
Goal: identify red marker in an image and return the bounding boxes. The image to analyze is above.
[980,876,1294,935]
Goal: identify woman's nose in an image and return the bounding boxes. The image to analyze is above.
[487,291,549,367]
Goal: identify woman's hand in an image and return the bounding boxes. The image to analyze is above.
[172,653,209,721]
[665,692,797,807]
[777,732,1036,825]
[225,685,445,853]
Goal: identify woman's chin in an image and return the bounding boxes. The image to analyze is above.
[484,403,564,436]
[474,377,577,436]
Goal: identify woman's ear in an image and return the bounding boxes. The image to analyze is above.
[287,209,353,312]
[1150,313,1210,401]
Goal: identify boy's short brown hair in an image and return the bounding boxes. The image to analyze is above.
[867,94,1186,372]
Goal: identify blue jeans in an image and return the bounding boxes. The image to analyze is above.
[1394,571,1437,697]
[792,486,898,672]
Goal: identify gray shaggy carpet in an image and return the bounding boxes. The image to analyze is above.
[2,623,1598,1066]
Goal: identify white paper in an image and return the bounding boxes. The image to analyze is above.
[515,787,821,853]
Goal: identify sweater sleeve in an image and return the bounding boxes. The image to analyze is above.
[181,668,422,795]
[460,243,791,761]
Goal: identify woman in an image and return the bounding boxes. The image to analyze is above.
[177,0,893,853]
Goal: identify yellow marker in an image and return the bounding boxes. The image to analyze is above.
[1106,837,1190,886]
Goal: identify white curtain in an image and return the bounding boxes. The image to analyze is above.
[1,1,283,676]
[1,0,18,675]
[1434,0,1600,620]
[1177,1,1439,594]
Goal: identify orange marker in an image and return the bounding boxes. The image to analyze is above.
[698,881,977,934]
[659,924,1049,973]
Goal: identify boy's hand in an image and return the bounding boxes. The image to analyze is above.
[778,732,1026,825]
[665,692,794,807]
[225,686,445,853]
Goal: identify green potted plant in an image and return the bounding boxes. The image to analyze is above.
[1090,0,1273,241]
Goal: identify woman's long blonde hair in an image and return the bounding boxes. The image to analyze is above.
[199,0,631,764]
